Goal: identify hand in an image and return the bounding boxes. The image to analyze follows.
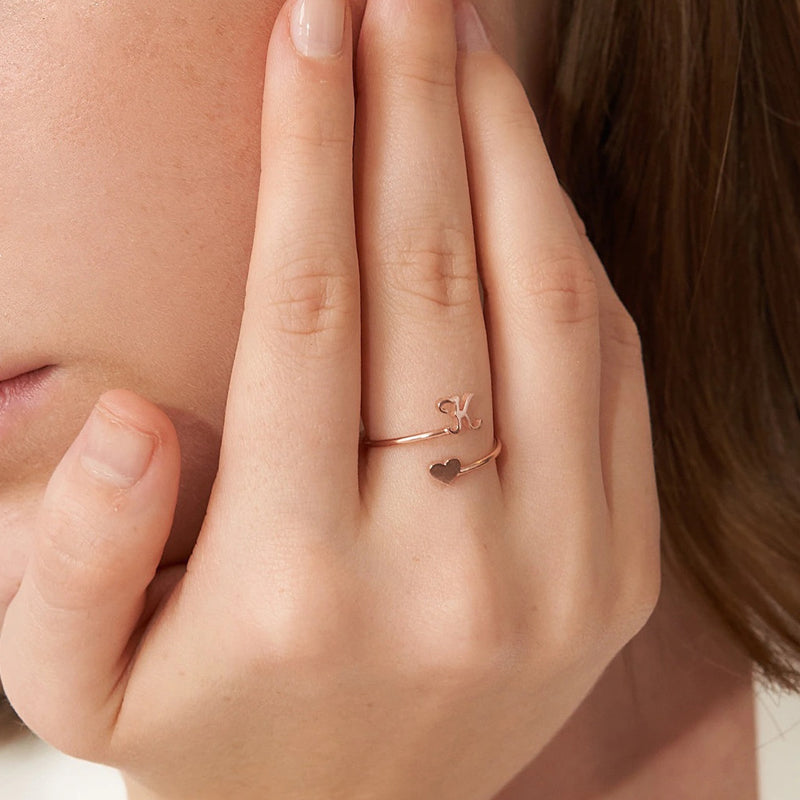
[0,0,661,798]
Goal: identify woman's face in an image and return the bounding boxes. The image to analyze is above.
[0,0,539,624]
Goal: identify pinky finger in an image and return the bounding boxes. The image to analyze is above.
[558,188,662,614]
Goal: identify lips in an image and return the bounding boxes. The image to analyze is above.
[0,363,53,385]
[0,365,59,419]
[0,365,53,398]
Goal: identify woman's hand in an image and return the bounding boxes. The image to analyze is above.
[0,0,660,797]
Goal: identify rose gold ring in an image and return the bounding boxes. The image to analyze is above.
[360,392,483,447]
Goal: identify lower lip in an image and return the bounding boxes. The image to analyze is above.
[0,366,60,436]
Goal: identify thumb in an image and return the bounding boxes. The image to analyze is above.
[0,388,181,761]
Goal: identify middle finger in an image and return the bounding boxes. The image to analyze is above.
[355,0,496,500]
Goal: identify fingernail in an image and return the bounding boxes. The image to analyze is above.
[455,0,491,53]
[291,0,346,59]
[80,405,156,488]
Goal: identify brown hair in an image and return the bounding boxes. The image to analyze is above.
[0,690,27,743]
[541,0,800,690]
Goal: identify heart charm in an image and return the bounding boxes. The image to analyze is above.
[429,458,462,485]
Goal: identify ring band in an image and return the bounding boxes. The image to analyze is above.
[429,438,502,486]
[360,392,483,447]
[360,392,500,484]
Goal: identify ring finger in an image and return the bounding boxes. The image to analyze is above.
[355,0,496,507]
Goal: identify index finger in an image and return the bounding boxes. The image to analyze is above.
[208,0,361,542]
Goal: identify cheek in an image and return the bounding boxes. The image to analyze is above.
[0,0,284,369]
[0,1,271,302]
[0,1,284,573]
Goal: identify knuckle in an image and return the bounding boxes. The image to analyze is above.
[602,305,644,369]
[542,573,598,658]
[262,255,357,353]
[382,228,479,316]
[406,561,519,682]
[581,540,661,654]
[237,566,355,673]
[510,244,600,326]
[521,522,609,660]
[36,504,129,611]
[375,3,457,100]
[279,128,353,163]
[276,107,352,158]
[392,57,457,103]
[260,617,345,673]
[359,3,457,104]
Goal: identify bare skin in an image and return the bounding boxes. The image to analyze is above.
[498,3,758,798]
[1,1,756,797]
[498,3,758,797]
[494,565,757,800]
